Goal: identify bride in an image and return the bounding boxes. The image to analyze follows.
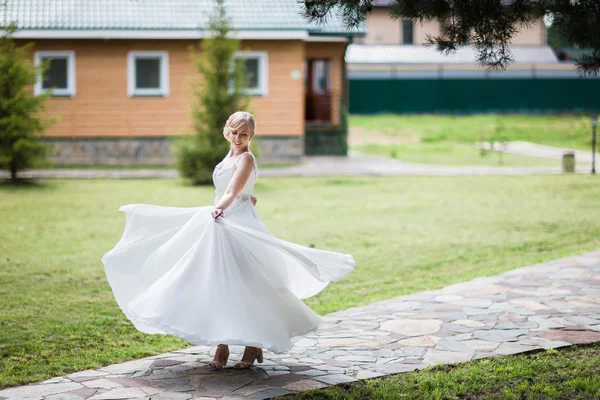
[102,111,355,370]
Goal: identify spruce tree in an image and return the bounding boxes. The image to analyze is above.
[0,23,55,182]
[176,0,251,185]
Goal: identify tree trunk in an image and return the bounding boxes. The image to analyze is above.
[10,160,17,181]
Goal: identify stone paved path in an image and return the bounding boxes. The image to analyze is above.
[0,151,590,180]
[2,250,599,400]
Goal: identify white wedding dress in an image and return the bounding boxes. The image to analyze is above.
[101,150,355,353]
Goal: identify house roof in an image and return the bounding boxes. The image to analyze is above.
[372,0,393,7]
[3,0,365,39]
[345,44,559,65]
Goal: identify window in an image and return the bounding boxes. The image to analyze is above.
[34,51,76,97]
[127,51,169,97]
[234,51,268,96]
[402,19,414,45]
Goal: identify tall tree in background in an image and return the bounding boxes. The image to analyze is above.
[546,22,572,53]
[0,23,55,182]
[301,0,600,75]
[176,0,251,185]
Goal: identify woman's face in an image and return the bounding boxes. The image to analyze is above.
[229,124,252,149]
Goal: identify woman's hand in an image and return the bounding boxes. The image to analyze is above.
[250,195,257,206]
[211,208,224,220]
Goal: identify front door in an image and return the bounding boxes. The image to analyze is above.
[305,59,332,124]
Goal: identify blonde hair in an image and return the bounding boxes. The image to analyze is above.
[223,111,256,140]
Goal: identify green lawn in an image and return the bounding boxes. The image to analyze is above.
[285,344,600,400]
[350,114,596,166]
[354,142,563,167]
[1,175,600,387]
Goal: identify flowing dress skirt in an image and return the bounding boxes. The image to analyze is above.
[102,200,355,353]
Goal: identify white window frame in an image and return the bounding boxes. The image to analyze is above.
[234,51,268,96]
[34,51,76,97]
[127,51,169,97]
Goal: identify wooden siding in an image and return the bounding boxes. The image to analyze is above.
[20,39,305,138]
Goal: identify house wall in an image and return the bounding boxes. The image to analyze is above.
[358,8,401,45]
[19,38,306,163]
[357,10,546,46]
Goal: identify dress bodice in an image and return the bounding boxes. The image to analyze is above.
[212,150,258,212]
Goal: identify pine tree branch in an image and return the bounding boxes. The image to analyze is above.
[299,0,600,74]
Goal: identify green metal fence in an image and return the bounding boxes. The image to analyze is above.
[349,78,600,114]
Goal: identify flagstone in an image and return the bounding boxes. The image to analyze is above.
[283,379,328,391]
[452,319,486,328]
[451,333,474,341]
[435,339,472,353]
[335,355,377,363]
[423,349,474,365]
[380,319,442,336]
[449,298,493,308]
[541,329,600,344]
[98,359,155,375]
[314,374,358,384]
[45,393,84,400]
[395,335,441,347]
[509,299,552,310]
[66,370,110,379]
[368,363,427,374]
[588,324,600,332]
[356,370,385,379]
[565,316,600,326]
[461,339,500,351]
[442,323,475,333]
[0,383,83,399]
[150,392,193,400]
[81,379,123,390]
[494,322,521,330]
[88,387,148,400]
[495,342,538,355]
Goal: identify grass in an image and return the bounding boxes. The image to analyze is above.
[1,175,600,387]
[349,114,596,166]
[354,142,562,167]
[284,343,600,400]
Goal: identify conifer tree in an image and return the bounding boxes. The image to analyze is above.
[0,23,55,182]
[177,0,251,185]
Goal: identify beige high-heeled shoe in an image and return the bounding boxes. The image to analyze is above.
[208,344,230,370]
[233,347,263,369]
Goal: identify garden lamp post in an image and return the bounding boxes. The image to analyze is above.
[592,115,597,175]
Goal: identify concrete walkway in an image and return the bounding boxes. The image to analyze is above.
[2,250,599,400]
[478,141,598,164]
[0,151,591,180]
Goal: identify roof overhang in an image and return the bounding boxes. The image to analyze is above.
[12,29,311,40]
[345,44,559,65]
[305,35,349,42]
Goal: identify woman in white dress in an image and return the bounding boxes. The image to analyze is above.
[102,111,355,370]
